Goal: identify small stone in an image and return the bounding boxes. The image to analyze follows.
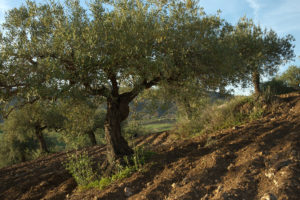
[265,171,274,178]
[273,179,279,187]
[261,193,277,200]
[216,185,223,193]
[201,194,209,200]
[182,177,189,185]
[227,163,234,171]
[124,187,133,197]
[171,183,177,188]
[146,182,151,187]
[274,160,292,171]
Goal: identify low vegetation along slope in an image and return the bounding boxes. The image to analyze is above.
[1,93,300,200]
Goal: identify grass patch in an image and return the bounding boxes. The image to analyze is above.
[64,146,156,190]
[174,95,267,137]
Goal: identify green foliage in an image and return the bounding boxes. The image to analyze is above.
[233,17,295,93]
[174,96,266,137]
[0,101,65,167]
[132,146,156,170]
[86,177,112,190]
[63,151,97,186]
[0,129,38,167]
[279,65,300,89]
[259,78,295,103]
[71,146,155,190]
[59,99,106,148]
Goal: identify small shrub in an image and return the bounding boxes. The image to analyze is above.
[261,79,295,95]
[122,120,145,140]
[85,177,111,190]
[173,95,268,137]
[132,146,156,170]
[70,146,155,190]
[63,151,97,186]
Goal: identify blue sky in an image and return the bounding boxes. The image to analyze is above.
[0,0,299,94]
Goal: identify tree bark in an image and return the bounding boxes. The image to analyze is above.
[252,70,261,95]
[20,151,26,162]
[104,97,133,164]
[87,130,97,146]
[35,125,49,153]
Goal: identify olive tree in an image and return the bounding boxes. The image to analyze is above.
[60,98,106,147]
[279,65,300,89]
[234,18,295,95]
[0,0,246,165]
[1,101,64,154]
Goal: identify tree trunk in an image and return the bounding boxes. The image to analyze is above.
[252,70,261,95]
[87,130,97,146]
[104,97,133,164]
[35,126,49,153]
[20,151,26,162]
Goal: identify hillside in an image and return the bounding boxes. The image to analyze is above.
[0,92,300,200]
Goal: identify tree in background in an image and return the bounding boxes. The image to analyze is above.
[1,101,64,154]
[60,98,106,148]
[279,65,300,89]
[234,17,295,95]
[0,126,37,167]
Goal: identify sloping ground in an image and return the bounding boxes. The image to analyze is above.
[1,92,300,200]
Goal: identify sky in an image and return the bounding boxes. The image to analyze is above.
[0,0,299,94]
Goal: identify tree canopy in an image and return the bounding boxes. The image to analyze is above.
[279,65,300,89]
[233,17,295,94]
[0,0,294,166]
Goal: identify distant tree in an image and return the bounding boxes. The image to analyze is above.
[0,126,37,167]
[279,65,300,89]
[0,0,248,166]
[60,98,106,147]
[234,17,295,95]
[2,101,64,153]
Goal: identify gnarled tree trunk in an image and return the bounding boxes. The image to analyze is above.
[252,70,261,96]
[104,97,133,164]
[87,130,97,146]
[35,125,49,153]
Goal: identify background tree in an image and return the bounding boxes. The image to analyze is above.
[279,65,300,89]
[0,0,252,165]
[0,125,38,167]
[60,98,106,147]
[234,17,295,95]
[1,101,64,154]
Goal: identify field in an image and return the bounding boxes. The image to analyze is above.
[0,92,299,200]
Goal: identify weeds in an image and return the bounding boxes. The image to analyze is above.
[174,95,268,137]
[63,146,155,190]
[63,151,97,186]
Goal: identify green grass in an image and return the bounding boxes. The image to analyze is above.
[136,118,176,134]
[142,122,174,134]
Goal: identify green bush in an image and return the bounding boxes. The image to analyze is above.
[0,130,39,168]
[279,65,300,89]
[63,151,97,186]
[76,146,155,190]
[174,96,266,137]
[261,79,295,95]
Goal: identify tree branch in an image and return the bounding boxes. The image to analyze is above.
[120,77,160,103]
[2,97,40,119]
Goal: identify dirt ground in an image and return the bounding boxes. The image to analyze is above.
[1,92,300,200]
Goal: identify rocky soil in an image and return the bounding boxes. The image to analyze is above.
[1,92,300,200]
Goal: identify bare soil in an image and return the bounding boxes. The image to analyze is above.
[1,92,300,200]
